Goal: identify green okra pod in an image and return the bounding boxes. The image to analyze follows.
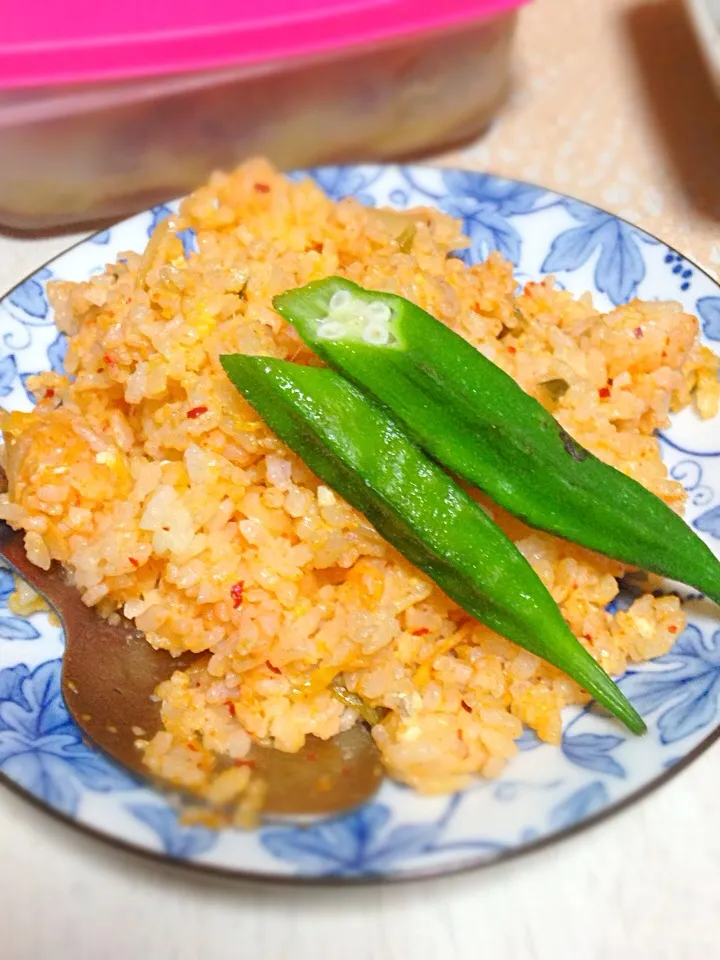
[273,277,720,606]
[221,353,645,734]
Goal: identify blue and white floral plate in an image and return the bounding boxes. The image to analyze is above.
[1,165,719,882]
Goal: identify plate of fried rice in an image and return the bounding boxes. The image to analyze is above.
[0,160,719,882]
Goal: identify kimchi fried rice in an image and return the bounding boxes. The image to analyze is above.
[1,159,718,815]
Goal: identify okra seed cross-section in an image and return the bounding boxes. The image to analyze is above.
[316,289,399,347]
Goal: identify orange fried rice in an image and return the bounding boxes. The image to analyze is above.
[1,159,718,804]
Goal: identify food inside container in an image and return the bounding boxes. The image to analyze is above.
[0,0,526,230]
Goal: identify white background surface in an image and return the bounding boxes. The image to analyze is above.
[0,229,719,960]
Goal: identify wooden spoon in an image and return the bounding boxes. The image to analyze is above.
[0,522,383,816]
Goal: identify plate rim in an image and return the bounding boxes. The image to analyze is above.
[0,161,719,884]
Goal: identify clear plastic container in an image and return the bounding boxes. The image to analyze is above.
[0,1,525,230]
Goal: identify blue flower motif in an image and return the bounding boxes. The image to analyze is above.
[127,803,217,859]
[7,268,52,320]
[307,167,380,207]
[605,589,636,615]
[697,297,720,341]
[0,660,136,814]
[0,616,40,641]
[89,230,111,245]
[670,458,703,491]
[663,251,693,291]
[520,826,541,844]
[47,332,67,374]
[262,795,504,876]
[262,803,420,876]
[669,459,713,506]
[493,782,518,801]
[549,781,608,831]
[147,206,197,257]
[515,727,542,751]
[542,204,655,305]
[446,199,524,265]
[389,188,409,206]
[562,733,626,778]
[440,171,543,266]
[19,372,38,405]
[0,569,14,606]
[695,506,720,539]
[493,778,561,802]
[657,431,720,459]
[0,355,17,397]
[176,228,198,258]
[442,171,544,217]
[148,204,174,234]
[620,625,720,744]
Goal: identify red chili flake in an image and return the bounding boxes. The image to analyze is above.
[103,354,116,366]
[234,759,256,768]
[186,405,208,419]
[668,625,678,634]
[43,388,55,399]
[226,701,236,718]
[598,386,611,399]
[254,183,270,193]
[266,660,281,675]
[187,742,198,752]
[129,557,139,568]
[411,627,430,636]
[306,752,317,761]
[310,241,323,253]
[583,633,592,641]
[507,345,517,354]
[457,728,464,741]
[460,699,472,714]
[230,581,244,608]
[634,327,644,339]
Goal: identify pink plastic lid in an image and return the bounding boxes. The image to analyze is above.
[2,0,526,91]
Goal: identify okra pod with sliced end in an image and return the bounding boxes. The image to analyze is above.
[221,353,645,734]
[273,277,720,606]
